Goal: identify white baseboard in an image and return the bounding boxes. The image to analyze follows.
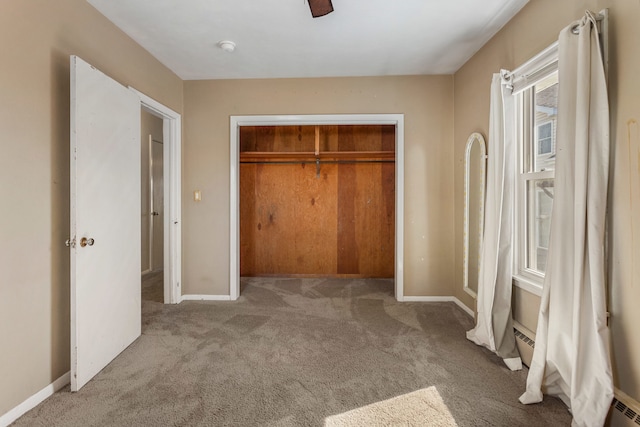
[0,371,70,427]
[401,296,475,318]
[452,298,475,318]
[181,294,232,302]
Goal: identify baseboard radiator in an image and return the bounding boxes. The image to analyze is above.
[513,322,640,427]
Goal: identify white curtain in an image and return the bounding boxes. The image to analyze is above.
[519,11,613,427]
[466,72,522,371]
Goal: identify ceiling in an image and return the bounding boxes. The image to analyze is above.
[87,0,529,80]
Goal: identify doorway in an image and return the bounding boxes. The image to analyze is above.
[131,88,182,305]
[141,110,164,302]
[230,114,405,301]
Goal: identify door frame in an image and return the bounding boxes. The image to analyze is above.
[141,135,154,276]
[229,114,405,301]
[130,88,182,304]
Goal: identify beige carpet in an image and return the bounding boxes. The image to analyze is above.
[325,387,457,426]
[13,277,571,426]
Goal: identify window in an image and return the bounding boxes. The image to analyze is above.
[513,59,558,292]
[537,121,553,155]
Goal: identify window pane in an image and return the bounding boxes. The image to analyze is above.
[537,122,553,155]
[527,179,554,273]
[534,73,558,172]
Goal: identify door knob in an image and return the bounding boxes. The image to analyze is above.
[80,237,95,247]
[152,212,159,216]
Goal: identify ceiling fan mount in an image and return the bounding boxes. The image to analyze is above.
[308,0,334,18]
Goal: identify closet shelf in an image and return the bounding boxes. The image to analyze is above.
[240,150,395,164]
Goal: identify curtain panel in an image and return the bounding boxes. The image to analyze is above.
[519,11,613,427]
[466,72,522,371]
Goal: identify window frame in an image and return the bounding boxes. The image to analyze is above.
[510,45,559,297]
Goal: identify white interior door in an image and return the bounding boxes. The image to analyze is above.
[70,56,141,391]
[150,139,164,270]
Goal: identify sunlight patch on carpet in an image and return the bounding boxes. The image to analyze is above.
[324,387,458,426]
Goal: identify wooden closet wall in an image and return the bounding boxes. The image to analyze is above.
[240,125,395,278]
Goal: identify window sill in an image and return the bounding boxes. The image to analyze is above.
[513,274,543,297]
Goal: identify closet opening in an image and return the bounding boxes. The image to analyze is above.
[230,115,405,301]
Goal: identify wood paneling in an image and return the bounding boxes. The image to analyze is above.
[337,163,358,274]
[240,163,338,275]
[240,125,395,278]
[240,126,316,152]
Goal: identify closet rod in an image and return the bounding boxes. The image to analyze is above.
[240,159,395,165]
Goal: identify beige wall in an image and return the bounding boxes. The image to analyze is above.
[453,0,640,400]
[0,0,182,416]
[183,76,454,297]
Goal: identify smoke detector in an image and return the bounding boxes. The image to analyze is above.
[217,40,236,53]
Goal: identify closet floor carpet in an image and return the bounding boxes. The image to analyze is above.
[13,277,571,426]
